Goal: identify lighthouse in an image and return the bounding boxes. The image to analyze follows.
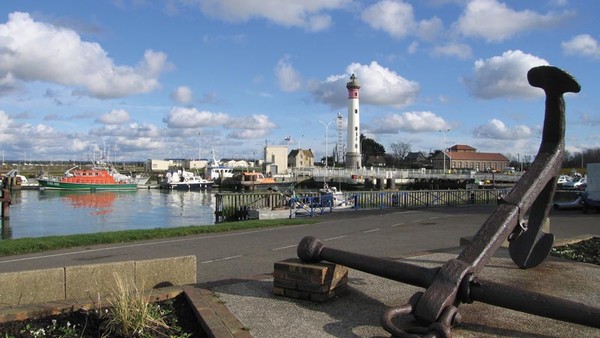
[345,74,361,168]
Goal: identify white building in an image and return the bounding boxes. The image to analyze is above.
[264,145,288,174]
[185,159,208,170]
[145,159,171,172]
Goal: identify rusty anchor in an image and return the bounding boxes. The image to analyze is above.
[297,66,599,336]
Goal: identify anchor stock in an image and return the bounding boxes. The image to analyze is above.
[297,66,598,337]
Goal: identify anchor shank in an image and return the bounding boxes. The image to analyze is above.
[319,246,439,288]
[470,277,600,328]
[297,236,438,288]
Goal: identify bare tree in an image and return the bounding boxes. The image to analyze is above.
[389,142,411,161]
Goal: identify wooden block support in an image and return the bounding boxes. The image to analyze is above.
[273,258,348,302]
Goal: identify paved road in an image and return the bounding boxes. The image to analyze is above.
[0,205,597,284]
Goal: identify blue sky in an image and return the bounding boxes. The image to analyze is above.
[1,0,598,164]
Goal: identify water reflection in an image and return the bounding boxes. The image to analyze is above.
[1,189,216,240]
[55,191,118,216]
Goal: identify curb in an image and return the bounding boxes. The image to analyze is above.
[0,284,251,338]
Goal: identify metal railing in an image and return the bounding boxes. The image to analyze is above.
[215,188,507,222]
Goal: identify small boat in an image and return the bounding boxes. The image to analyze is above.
[38,165,138,191]
[160,169,213,190]
[319,184,355,209]
[1,169,38,189]
[234,171,291,191]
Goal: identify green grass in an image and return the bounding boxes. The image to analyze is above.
[0,218,319,256]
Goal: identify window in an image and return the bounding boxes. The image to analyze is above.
[355,109,358,114]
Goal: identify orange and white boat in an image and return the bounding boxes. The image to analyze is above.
[38,165,138,191]
[234,171,291,191]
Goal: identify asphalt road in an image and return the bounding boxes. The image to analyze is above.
[0,205,597,285]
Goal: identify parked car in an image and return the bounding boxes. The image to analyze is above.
[562,177,586,190]
[557,175,572,188]
[552,195,583,210]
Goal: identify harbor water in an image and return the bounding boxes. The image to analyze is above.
[1,189,217,240]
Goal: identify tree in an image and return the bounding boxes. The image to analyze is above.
[360,134,386,165]
[389,142,411,162]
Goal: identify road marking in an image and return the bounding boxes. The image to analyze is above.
[412,219,424,223]
[428,217,441,220]
[0,223,315,265]
[201,255,243,264]
[390,222,405,227]
[363,228,380,233]
[324,235,348,241]
[272,244,297,251]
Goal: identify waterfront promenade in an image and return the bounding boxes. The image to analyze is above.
[0,205,597,284]
[1,205,598,337]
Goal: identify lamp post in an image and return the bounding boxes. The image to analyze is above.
[439,129,451,173]
[319,120,334,170]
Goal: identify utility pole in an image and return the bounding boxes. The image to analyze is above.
[439,129,451,173]
[319,120,334,169]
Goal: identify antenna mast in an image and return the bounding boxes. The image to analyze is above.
[336,112,344,163]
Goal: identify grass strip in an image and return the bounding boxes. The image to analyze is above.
[0,218,319,256]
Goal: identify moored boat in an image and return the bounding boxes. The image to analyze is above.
[234,171,293,191]
[38,166,138,191]
[318,183,354,209]
[204,150,234,187]
[159,169,213,190]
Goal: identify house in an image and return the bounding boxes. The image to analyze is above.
[365,155,386,167]
[432,144,509,172]
[288,149,315,168]
[405,151,428,168]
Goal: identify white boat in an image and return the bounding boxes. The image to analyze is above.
[160,169,213,190]
[1,169,38,189]
[204,149,234,186]
[318,184,355,209]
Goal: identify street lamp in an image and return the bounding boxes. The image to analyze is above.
[319,120,334,170]
[439,129,451,173]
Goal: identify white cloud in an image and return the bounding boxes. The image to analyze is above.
[226,114,277,130]
[432,43,472,59]
[163,108,276,140]
[275,56,302,92]
[170,86,194,104]
[361,0,416,39]
[163,107,230,128]
[0,12,169,99]
[114,136,164,152]
[225,114,277,139]
[454,0,569,42]
[372,111,450,133]
[473,119,532,139]
[0,110,11,130]
[197,0,349,31]
[562,34,600,59]
[312,61,419,108]
[90,122,161,138]
[97,109,130,125]
[463,50,549,99]
[361,1,442,41]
